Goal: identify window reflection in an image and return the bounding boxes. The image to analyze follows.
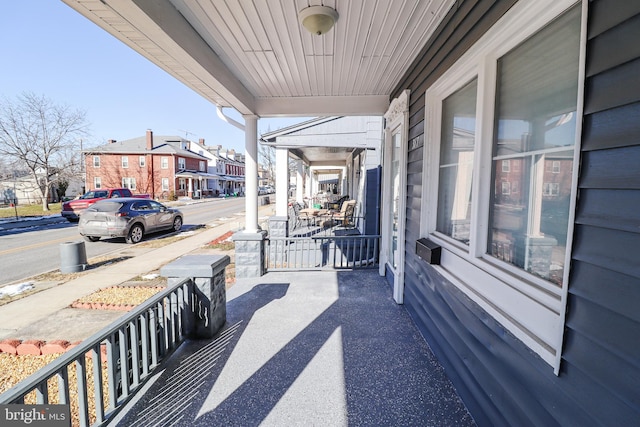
[437,79,477,244]
[488,6,580,285]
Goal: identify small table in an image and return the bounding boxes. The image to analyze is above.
[299,208,320,226]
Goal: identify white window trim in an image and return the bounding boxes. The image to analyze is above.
[161,157,169,169]
[94,177,101,189]
[122,156,129,168]
[162,178,169,191]
[420,0,586,373]
[381,89,410,304]
[139,156,145,167]
[93,156,100,168]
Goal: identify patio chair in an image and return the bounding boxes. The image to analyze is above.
[319,200,356,229]
[328,195,349,211]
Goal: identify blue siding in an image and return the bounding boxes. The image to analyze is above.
[393,0,640,425]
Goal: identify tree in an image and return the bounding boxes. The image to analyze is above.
[258,142,275,185]
[0,92,88,210]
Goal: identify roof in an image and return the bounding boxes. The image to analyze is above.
[61,0,456,117]
[86,136,209,160]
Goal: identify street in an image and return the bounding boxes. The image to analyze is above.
[0,197,250,287]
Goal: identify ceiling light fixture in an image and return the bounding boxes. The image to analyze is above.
[298,5,339,36]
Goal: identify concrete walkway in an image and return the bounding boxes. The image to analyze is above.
[0,204,274,341]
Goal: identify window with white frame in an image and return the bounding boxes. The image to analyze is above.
[422,1,583,371]
[122,177,136,190]
[94,177,101,189]
[93,156,100,168]
[178,157,186,170]
[162,178,169,191]
[161,157,169,169]
[179,178,186,191]
[122,156,129,168]
[199,161,205,172]
[139,156,145,167]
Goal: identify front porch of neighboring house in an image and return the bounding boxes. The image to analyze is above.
[257,117,383,272]
[109,270,476,426]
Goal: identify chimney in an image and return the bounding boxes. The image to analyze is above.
[199,138,205,146]
[108,139,116,144]
[146,129,153,150]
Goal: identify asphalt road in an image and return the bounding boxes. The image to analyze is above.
[0,196,251,287]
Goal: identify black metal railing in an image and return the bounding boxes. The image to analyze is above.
[266,234,380,270]
[0,278,195,427]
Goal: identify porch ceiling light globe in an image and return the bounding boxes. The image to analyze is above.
[298,5,339,36]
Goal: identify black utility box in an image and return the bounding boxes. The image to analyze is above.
[416,238,441,265]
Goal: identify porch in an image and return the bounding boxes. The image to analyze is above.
[111,269,474,426]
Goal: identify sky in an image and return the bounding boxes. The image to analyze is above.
[0,0,307,153]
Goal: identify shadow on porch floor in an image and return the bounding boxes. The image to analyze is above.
[110,270,475,426]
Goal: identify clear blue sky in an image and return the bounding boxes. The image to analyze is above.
[0,0,307,153]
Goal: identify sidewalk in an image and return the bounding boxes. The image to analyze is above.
[0,204,274,343]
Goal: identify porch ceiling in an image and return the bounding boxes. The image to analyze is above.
[61,0,455,117]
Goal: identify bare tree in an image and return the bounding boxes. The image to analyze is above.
[0,92,88,210]
[258,142,276,185]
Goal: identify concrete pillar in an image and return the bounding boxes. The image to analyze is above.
[160,255,230,338]
[275,147,289,217]
[243,115,259,232]
[233,230,268,278]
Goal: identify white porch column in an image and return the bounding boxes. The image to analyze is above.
[188,178,193,197]
[296,160,304,204]
[275,147,289,216]
[244,115,259,232]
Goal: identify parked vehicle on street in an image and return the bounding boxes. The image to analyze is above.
[61,188,150,222]
[78,198,182,244]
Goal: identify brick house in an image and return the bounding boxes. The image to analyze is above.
[84,130,211,199]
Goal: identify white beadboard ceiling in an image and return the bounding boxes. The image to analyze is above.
[62,0,454,117]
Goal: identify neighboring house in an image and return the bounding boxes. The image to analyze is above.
[64,1,640,425]
[218,148,246,195]
[0,170,76,205]
[84,130,210,199]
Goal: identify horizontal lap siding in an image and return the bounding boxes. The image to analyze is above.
[567,0,640,421]
[393,0,640,425]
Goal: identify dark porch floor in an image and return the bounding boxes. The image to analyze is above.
[110,270,475,426]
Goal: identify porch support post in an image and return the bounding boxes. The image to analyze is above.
[275,147,289,217]
[296,160,304,204]
[232,114,267,278]
[243,114,259,233]
[160,254,230,338]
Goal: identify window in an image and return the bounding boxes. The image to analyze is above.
[487,7,580,286]
[162,178,169,191]
[543,182,560,196]
[122,177,136,190]
[161,157,169,169]
[178,157,186,170]
[94,177,101,189]
[139,156,145,167]
[436,79,477,244]
[93,156,100,168]
[179,178,186,191]
[422,1,583,371]
[199,161,206,172]
[122,156,129,168]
